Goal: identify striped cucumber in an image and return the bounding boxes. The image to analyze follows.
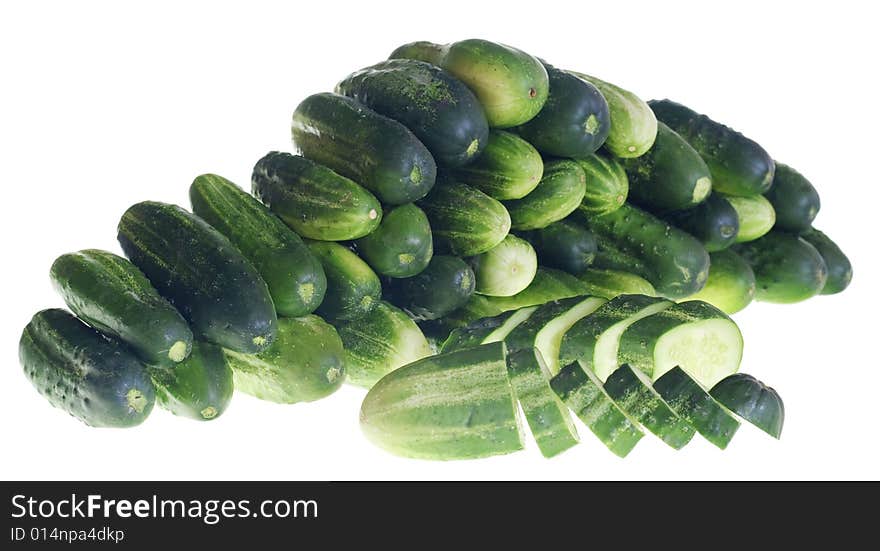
[441,307,538,353]
[574,153,628,215]
[653,367,740,449]
[504,159,587,230]
[470,234,537,297]
[149,341,233,421]
[724,193,775,243]
[306,240,381,321]
[447,130,543,200]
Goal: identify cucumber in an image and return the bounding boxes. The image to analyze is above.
[447,130,543,200]
[360,342,524,460]
[190,173,327,317]
[441,307,538,353]
[724,194,775,243]
[19,309,155,427]
[550,363,643,457]
[516,63,610,157]
[49,249,192,368]
[649,99,775,197]
[688,249,756,314]
[336,58,488,167]
[733,231,828,303]
[291,92,436,204]
[617,300,743,387]
[574,153,629,215]
[225,315,345,404]
[386,255,475,321]
[506,348,579,458]
[580,202,710,299]
[577,268,657,299]
[391,39,549,128]
[333,301,433,389]
[664,193,740,252]
[621,122,713,213]
[117,201,277,354]
[568,72,657,158]
[149,341,233,421]
[504,160,586,230]
[354,204,433,278]
[527,219,597,275]
[765,163,820,233]
[306,240,381,321]
[710,374,784,439]
[604,364,696,450]
[653,367,740,449]
[801,228,853,295]
[470,234,537,297]
[418,179,511,256]
[560,294,673,381]
[251,151,382,241]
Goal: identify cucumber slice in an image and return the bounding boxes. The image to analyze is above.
[532,296,606,375]
[604,364,695,449]
[441,306,537,353]
[653,367,740,449]
[550,362,643,457]
[506,349,579,458]
[710,374,784,439]
[484,307,538,344]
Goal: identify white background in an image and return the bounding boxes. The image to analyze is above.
[1,0,877,481]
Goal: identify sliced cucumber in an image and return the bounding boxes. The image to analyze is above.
[653,367,740,449]
[577,268,657,299]
[711,374,784,439]
[441,306,537,353]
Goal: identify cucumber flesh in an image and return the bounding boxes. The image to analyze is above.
[440,306,537,353]
[591,298,673,382]
[484,306,538,344]
[653,367,740,449]
[533,296,606,375]
[710,374,784,439]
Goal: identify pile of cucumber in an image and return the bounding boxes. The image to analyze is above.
[19,38,849,460]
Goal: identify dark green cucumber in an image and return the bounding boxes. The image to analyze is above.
[386,255,475,321]
[649,99,775,197]
[306,240,381,321]
[710,374,784,439]
[149,341,233,421]
[516,63,610,157]
[117,201,277,354]
[689,249,756,314]
[391,39,549,128]
[527,219,597,275]
[251,151,382,241]
[50,249,192,368]
[574,153,628,215]
[664,193,740,252]
[604,364,696,450]
[225,315,345,403]
[448,130,543,200]
[724,193,775,243]
[504,160,586,230]
[576,268,657,299]
[801,228,853,295]
[291,92,436,205]
[579,202,710,299]
[19,309,155,427]
[733,231,828,303]
[653,367,740,449]
[765,163,820,233]
[354,204,433,278]
[336,58,488,168]
[190,173,327,317]
[621,122,713,213]
[470,234,537,297]
[441,307,538,353]
[418,179,511,256]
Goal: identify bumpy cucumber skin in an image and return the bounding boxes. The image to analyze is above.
[711,374,784,439]
[801,228,852,295]
[528,219,597,275]
[665,193,740,252]
[355,204,433,278]
[724,194,776,243]
[576,268,657,299]
[418,179,511,256]
[765,163,820,233]
[360,342,524,460]
[336,59,488,168]
[252,152,382,241]
[516,63,610,158]
[689,249,756,314]
[149,341,233,421]
[621,122,713,213]
[448,130,543,200]
[469,234,537,297]
[504,160,586,230]
[386,255,475,321]
[190,173,327,317]
[225,315,345,404]
[653,367,740,449]
[392,39,549,128]
[574,153,629,215]
[291,93,436,205]
[649,99,775,197]
[569,72,657,158]
[306,240,381,321]
[20,309,155,428]
[117,201,277,354]
[734,231,828,303]
[50,249,192,368]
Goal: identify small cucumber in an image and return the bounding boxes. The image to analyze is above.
[574,153,629,215]
[354,204,433,278]
[801,228,852,295]
[724,193,776,243]
[448,130,543,200]
[306,240,381,321]
[470,235,538,297]
[653,367,740,449]
[764,163,820,233]
[149,341,233,421]
[734,231,828,303]
[710,374,784,439]
[664,193,740,252]
[688,249,756,314]
[386,255,475,321]
[504,160,586,230]
[527,219,597,275]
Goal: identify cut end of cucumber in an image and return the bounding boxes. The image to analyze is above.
[410,164,422,184]
[710,373,784,439]
[126,388,149,414]
[466,138,480,157]
[200,406,219,420]
[653,318,742,388]
[693,176,712,203]
[584,114,600,135]
[484,306,538,344]
[168,340,189,363]
[368,208,379,220]
[297,282,316,304]
[593,300,672,382]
